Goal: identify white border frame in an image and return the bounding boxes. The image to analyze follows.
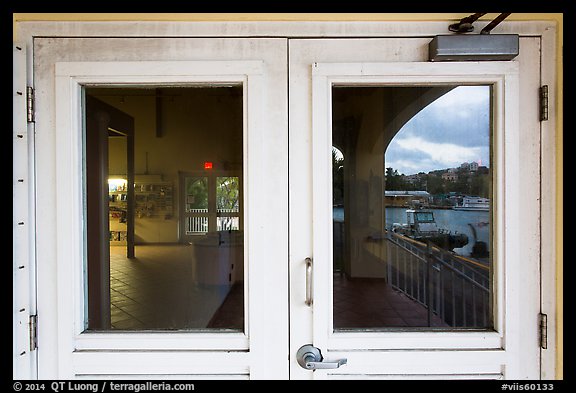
[54,60,264,376]
[12,19,558,379]
[13,42,38,380]
[310,62,530,377]
[15,20,555,38]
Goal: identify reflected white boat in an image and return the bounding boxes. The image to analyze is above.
[453,196,489,211]
[391,209,469,251]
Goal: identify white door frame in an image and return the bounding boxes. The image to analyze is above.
[13,42,38,380]
[53,61,263,377]
[20,37,289,379]
[304,58,527,379]
[288,34,550,379]
[13,20,558,379]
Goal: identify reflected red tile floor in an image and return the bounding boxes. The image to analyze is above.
[333,274,449,328]
[107,245,447,330]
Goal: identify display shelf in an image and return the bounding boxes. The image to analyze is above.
[134,181,173,219]
[108,178,129,245]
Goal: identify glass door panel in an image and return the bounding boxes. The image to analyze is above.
[331,85,493,330]
[84,85,244,331]
[290,36,540,378]
[217,176,241,231]
[37,36,289,379]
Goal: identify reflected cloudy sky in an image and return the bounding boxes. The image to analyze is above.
[385,85,491,175]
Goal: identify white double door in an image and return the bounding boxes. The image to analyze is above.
[31,36,541,379]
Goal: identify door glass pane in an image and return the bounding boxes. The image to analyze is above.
[332,85,493,330]
[186,177,208,212]
[185,177,208,234]
[84,85,244,331]
[217,176,241,231]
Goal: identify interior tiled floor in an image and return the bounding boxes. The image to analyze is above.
[109,244,242,330]
[108,244,446,331]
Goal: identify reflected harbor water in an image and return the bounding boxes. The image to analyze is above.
[333,206,489,257]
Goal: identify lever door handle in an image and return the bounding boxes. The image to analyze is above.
[296,344,347,370]
[306,358,347,370]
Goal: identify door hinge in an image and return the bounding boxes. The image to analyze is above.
[29,314,38,351]
[539,85,549,122]
[539,313,548,349]
[26,86,35,123]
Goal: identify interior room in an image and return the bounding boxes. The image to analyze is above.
[84,85,245,331]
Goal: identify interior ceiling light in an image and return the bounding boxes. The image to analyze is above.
[429,13,518,62]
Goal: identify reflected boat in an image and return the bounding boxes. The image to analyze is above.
[391,209,469,251]
[453,196,490,211]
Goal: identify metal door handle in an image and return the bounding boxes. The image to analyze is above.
[296,344,347,370]
[305,257,313,306]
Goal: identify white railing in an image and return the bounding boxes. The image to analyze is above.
[386,231,491,328]
[186,208,240,234]
[186,216,208,234]
[217,216,239,231]
[217,208,238,213]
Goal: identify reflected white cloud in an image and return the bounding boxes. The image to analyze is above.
[393,136,482,168]
[385,85,490,175]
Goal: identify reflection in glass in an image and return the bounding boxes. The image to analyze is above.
[332,86,492,330]
[84,86,244,331]
[186,177,208,212]
[217,176,241,231]
[185,177,209,234]
[184,176,208,235]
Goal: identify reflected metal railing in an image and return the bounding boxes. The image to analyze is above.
[386,231,491,328]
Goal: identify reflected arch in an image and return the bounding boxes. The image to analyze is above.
[331,86,455,279]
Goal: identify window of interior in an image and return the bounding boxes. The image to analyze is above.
[84,86,245,331]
